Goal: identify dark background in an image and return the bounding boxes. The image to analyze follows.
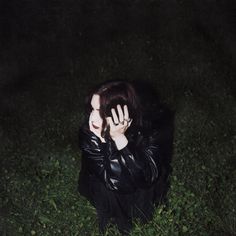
[0,0,235,95]
[0,0,235,235]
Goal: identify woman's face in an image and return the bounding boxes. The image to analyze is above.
[89,94,103,130]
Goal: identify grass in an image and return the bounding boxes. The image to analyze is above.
[0,29,235,236]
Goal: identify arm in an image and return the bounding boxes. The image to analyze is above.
[106,104,160,188]
[79,128,136,193]
[118,130,160,187]
[109,105,173,189]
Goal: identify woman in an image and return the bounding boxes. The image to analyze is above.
[78,80,173,234]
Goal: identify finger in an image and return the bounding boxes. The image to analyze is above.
[106,117,115,128]
[123,105,129,120]
[117,104,124,123]
[123,118,131,129]
[111,108,119,124]
[128,119,133,127]
[123,119,128,127]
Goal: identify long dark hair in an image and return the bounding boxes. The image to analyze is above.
[84,80,143,138]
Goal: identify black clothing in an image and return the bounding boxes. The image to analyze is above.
[78,106,173,234]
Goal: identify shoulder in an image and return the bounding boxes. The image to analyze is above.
[126,124,159,148]
[128,105,174,147]
[78,122,90,141]
[78,122,101,149]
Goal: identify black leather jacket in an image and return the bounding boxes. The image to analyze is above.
[78,122,163,195]
[78,82,174,203]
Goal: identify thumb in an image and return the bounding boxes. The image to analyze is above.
[128,119,133,127]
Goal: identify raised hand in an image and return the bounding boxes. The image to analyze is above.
[106,104,132,140]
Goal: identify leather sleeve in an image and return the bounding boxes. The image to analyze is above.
[79,128,136,193]
[79,128,160,193]
[118,130,160,187]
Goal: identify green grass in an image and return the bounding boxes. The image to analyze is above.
[0,32,235,235]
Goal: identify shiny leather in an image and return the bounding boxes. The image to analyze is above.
[78,123,161,194]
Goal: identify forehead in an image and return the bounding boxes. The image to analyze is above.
[91,94,100,109]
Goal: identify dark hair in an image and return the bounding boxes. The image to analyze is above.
[84,80,143,138]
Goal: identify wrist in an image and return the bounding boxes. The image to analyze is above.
[112,134,128,150]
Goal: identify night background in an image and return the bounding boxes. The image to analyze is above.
[0,0,235,235]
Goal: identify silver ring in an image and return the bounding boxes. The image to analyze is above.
[120,121,125,125]
[114,122,119,125]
